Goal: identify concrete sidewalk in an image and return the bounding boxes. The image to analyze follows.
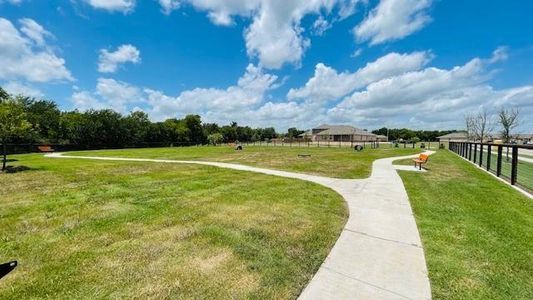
[46,151,433,299]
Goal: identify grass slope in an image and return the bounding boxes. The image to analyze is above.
[70,146,420,179]
[0,154,346,299]
[398,151,533,299]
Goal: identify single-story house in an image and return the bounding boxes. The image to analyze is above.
[299,124,379,142]
[375,134,389,142]
[437,131,468,142]
[437,132,532,144]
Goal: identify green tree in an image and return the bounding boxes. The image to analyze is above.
[58,111,84,144]
[184,114,206,145]
[203,123,220,136]
[207,133,224,145]
[163,119,190,144]
[124,111,151,145]
[287,127,304,139]
[261,127,277,140]
[0,99,32,171]
[220,125,237,142]
[22,98,61,142]
[0,87,9,102]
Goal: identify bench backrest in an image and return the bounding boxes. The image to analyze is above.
[418,153,429,162]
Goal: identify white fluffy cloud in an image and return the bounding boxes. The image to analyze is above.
[175,0,362,69]
[18,18,52,46]
[288,51,432,104]
[145,64,278,120]
[3,81,43,97]
[69,49,532,131]
[355,0,433,45]
[98,44,141,73]
[0,18,73,83]
[71,78,143,113]
[158,0,181,15]
[326,53,533,129]
[85,0,136,13]
[72,90,107,111]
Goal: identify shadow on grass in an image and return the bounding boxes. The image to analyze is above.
[2,165,32,174]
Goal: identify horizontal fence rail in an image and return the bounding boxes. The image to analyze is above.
[449,141,533,193]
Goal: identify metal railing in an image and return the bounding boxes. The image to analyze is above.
[449,141,533,193]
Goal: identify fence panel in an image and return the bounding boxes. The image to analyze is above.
[449,142,533,193]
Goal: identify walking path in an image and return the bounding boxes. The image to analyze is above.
[46,151,434,299]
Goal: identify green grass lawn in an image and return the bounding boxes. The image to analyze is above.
[0,154,347,299]
[69,146,421,179]
[398,151,533,299]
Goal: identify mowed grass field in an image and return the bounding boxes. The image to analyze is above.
[71,146,421,178]
[397,151,533,299]
[0,154,347,299]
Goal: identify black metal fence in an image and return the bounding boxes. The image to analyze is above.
[449,141,533,193]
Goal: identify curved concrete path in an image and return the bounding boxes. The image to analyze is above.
[46,151,434,299]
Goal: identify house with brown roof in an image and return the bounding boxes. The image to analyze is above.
[437,131,468,142]
[300,124,379,142]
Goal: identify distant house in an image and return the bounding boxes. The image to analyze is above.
[437,131,532,144]
[375,134,389,142]
[300,124,379,142]
[437,131,468,142]
[515,134,533,144]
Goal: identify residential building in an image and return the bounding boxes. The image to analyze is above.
[300,124,379,142]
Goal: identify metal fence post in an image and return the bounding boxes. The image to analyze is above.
[479,143,483,166]
[473,143,477,163]
[511,146,518,185]
[486,144,491,171]
[496,145,502,176]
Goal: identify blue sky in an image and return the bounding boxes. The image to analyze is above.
[0,0,532,131]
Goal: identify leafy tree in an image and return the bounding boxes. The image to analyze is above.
[23,98,61,142]
[184,114,206,145]
[287,127,304,139]
[163,119,190,144]
[260,127,277,140]
[58,111,84,144]
[0,87,9,102]
[498,108,520,143]
[207,133,223,145]
[124,111,151,145]
[220,125,237,142]
[203,123,220,136]
[0,99,32,171]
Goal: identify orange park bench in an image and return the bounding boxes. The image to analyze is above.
[38,145,55,153]
[413,153,429,170]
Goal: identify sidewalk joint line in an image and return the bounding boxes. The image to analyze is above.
[321,266,413,300]
[343,228,422,248]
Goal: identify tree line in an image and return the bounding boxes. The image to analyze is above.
[371,128,456,142]
[0,88,288,153]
